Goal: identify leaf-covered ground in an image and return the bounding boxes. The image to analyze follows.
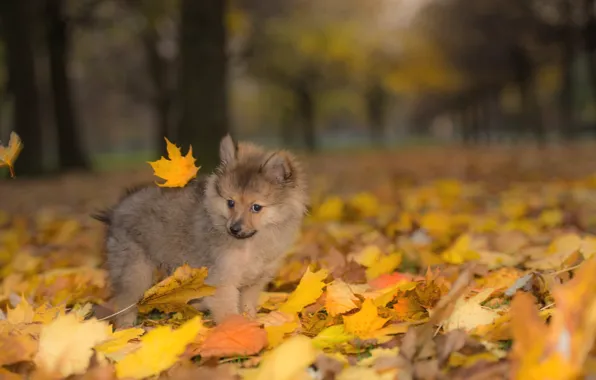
[3,144,596,379]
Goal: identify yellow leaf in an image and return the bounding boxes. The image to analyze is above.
[138,264,215,315]
[0,131,23,178]
[265,321,299,348]
[441,234,480,264]
[343,299,389,339]
[312,325,354,350]
[6,297,35,324]
[278,267,328,314]
[147,137,199,188]
[35,314,110,377]
[337,366,398,380]
[547,233,582,256]
[365,252,402,281]
[443,288,500,332]
[325,280,359,316]
[352,245,382,267]
[247,335,316,380]
[312,196,344,221]
[115,316,203,379]
[349,192,380,218]
[94,327,145,356]
[420,212,451,237]
[538,209,563,228]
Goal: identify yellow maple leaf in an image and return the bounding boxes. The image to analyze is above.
[94,327,145,356]
[35,314,110,377]
[0,131,23,178]
[312,325,354,349]
[441,234,481,264]
[343,299,389,339]
[265,320,300,348]
[138,264,215,315]
[246,335,316,380]
[365,252,402,281]
[115,316,203,379]
[147,137,199,188]
[325,280,359,316]
[278,267,328,314]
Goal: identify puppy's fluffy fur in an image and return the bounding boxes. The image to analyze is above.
[96,135,308,327]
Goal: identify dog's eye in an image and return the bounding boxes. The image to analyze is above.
[251,204,262,213]
[227,199,235,208]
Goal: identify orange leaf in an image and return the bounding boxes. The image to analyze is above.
[199,315,267,358]
[147,138,199,188]
[0,131,23,178]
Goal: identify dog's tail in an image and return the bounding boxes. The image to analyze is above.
[91,208,112,225]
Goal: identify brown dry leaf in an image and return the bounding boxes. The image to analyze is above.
[138,264,215,315]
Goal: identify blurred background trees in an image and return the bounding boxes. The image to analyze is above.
[0,0,595,176]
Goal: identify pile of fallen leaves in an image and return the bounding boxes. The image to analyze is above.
[4,138,596,379]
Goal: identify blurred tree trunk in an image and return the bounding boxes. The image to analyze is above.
[280,103,294,148]
[46,0,90,171]
[560,0,575,140]
[0,0,45,175]
[176,0,228,172]
[142,28,173,157]
[295,81,316,152]
[583,0,596,109]
[365,80,387,147]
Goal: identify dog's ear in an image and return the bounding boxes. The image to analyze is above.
[219,134,237,165]
[261,151,293,184]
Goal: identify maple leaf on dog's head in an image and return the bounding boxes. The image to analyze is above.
[0,131,23,178]
[147,137,199,188]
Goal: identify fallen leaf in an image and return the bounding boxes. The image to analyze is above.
[138,265,215,315]
[278,267,328,314]
[246,335,316,380]
[325,280,358,316]
[343,299,389,339]
[312,325,354,349]
[443,288,500,332]
[147,137,199,187]
[199,315,267,357]
[0,332,38,366]
[35,314,110,377]
[115,316,203,379]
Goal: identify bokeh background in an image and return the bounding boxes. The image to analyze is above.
[1,0,596,178]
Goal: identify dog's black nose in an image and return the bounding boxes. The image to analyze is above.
[229,222,242,235]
